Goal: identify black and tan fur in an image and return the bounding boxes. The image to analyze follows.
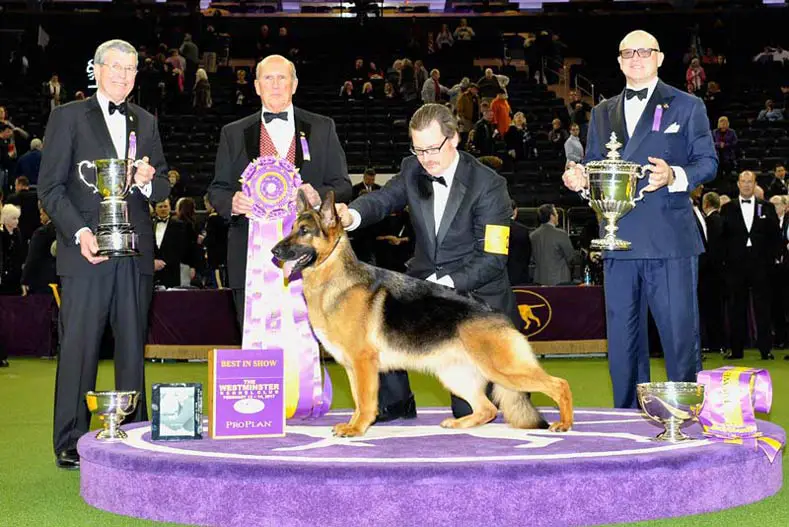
[272,191,573,437]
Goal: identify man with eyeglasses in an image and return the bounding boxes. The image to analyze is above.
[336,103,520,423]
[39,39,170,470]
[563,30,717,409]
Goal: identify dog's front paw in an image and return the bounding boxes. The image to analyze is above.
[548,421,572,432]
[333,422,365,437]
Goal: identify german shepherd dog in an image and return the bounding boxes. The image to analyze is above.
[271,190,573,437]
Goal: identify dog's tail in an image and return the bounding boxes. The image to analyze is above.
[491,385,549,429]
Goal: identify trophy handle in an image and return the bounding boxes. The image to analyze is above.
[125,159,145,195]
[634,165,654,203]
[78,161,100,194]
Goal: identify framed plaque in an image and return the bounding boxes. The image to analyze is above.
[151,383,203,441]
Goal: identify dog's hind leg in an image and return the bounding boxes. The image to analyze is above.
[333,355,380,437]
[434,363,498,429]
[459,322,573,432]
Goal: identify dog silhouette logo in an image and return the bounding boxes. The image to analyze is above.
[513,289,553,338]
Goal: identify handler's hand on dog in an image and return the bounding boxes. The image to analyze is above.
[231,191,254,216]
[335,203,353,227]
[298,183,321,207]
[643,157,674,193]
[562,162,588,192]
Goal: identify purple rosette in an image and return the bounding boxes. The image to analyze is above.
[241,156,303,221]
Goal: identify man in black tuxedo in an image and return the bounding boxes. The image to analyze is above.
[720,171,781,360]
[337,103,518,421]
[21,202,57,295]
[207,55,352,329]
[765,164,787,200]
[352,167,382,199]
[38,39,170,470]
[699,191,725,354]
[508,199,531,286]
[769,195,789,349]
[152,198,189,288]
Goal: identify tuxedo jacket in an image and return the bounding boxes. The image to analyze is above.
[207,108,352,289]
[153,218,189,288]
[720,199,780,275]
[585,80,718,260]
[703,210,725,275]
[38,96,170,276]
[350,151,516,318]
[21,221,57,293]
[352,182,382,199]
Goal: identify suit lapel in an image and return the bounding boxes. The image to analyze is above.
[243,115,261,163]
[436,157,468,247]
[85,96,117,159]
[125,106,139,159]
[623,80,675,160]
[413,166,436,256]
[608,92,627,147]
[294,109,312,168]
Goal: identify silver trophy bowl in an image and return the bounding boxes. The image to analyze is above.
[584,133,652,251]
[637,382,706,442]
[77,158,140,257]
[85,390,140,441]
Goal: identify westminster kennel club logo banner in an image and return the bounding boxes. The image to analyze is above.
[240,156,332,419]
[514,289,553,338]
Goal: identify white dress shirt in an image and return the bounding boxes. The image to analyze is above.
[739,195,755,247]
[692,204,707,241]
[155,219,168,249]
[347,152,461,288]
[260,104,295,158]
[623,77,688,193]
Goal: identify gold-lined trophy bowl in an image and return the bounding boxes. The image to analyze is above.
[637,382,706,442]
[85,390,140,441]
[77,158,140,257]
[584,133,651,251]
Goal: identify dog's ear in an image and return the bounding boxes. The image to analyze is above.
[296,189,311,214]
[319,191,337,228]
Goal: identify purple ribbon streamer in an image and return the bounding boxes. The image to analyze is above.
[697,367,782,463]
[128,131,137,161]
[300,134,310,161]
[651,106,663,132]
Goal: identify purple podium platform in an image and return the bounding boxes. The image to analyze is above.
[78,408,784,527]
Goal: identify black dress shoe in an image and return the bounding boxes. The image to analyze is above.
[0,360,9,367]
[55,449,80,470]
[761,352,775,360]
[374,395,417,424]
[724,352,743,360]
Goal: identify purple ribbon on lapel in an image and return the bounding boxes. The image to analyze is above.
[300,133,311,162]
[757,203,763,218]
[128,131,137,161]
[651,106,663,132]
[697,367,783,463]
[241,156,332,419]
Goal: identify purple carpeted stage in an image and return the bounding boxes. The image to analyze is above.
[78,408,784,527]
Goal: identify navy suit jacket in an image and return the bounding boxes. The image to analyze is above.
[585,80,718,260]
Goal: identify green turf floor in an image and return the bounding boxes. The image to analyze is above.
[1,354,787,526]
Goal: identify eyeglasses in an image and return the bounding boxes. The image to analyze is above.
[619,48,660,59]
[410,136,448,157]
[99,63,138,75]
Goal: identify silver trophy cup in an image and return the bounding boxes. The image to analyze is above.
[582,133,653,251]
[85,390,140,441]
[637,382,706,442]
[77,158,140,256]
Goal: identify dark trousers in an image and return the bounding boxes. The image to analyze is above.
[770,265,789,347]
[53,259,149,455]
[604,258,702,409]
[727,261,772,357]
[698,270,726,351]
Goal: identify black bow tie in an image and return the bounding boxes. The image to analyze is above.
[108,101,127,115]
[155,217,169,224]
[263,111,288,123]
[741,199,752,205]
[625,88,648,101]
[428,175,447,187]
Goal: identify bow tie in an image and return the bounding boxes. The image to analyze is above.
[741,199,752,205]
[155,217,169,224]
[263,111,288,123]
[427,175,447,187]
[625,88,648,101]
[108,101,127,115]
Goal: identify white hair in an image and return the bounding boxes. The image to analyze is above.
[256,55,298,82]
[1,204,21,226]
[94,39,138,66]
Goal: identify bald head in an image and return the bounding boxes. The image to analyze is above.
[619,30,659,52]
[256,55,297,82]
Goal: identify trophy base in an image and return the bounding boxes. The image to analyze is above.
[95,428,129,441]
[590,237,632,251]
[652,419,694,442]
[96,225,139,257]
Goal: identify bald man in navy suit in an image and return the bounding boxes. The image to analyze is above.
[563,30,717,408]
